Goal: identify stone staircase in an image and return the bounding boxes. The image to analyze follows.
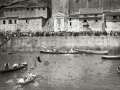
[42,17,54,32]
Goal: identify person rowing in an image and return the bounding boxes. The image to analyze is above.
[37,56,42,63]
[4,62,9,69]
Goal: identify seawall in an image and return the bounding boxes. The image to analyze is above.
[1,36,120,52]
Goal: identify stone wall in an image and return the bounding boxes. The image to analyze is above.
[1,36,120,52]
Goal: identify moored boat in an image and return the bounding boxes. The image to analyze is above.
[7,51,13,54]
[17,73,36,85]
[0,62,27,73]
[40,49,79,54]
[74,49,108,55]
[102,55,120,59]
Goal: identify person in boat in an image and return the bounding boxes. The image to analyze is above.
[118,65,120,69]
[4,63,9,69]
[38,56,42,63]
[70,48,73,52]
[13,63,19,68]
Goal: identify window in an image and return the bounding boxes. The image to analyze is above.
[76,0,79,3]
[70,18,71,21]
[14,20,17,24]
[27,8,29,10]
[83,20,87,22]
[26,19,28,23]
[31,8,33,11]
[113,16,117,19]
[95,19,98,22]
[11,10,12,12]
[43,8,45,10]
[3,20,6,24]
[70,22,72,26]
[9,20,12,24]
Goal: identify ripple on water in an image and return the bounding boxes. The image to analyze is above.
[44,61,49,66]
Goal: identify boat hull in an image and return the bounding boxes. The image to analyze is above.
[0,63,27,73]
[102,55,120,59]
[75,49,108,55]
[40,50,79,54]
[17,75,36,85]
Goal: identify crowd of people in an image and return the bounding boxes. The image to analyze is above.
[1,30,120,38]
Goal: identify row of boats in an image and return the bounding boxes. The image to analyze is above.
[40,48,120,59]
[40,48,120,74]
[0,62,36,85]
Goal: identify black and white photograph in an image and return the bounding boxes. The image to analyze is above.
[0,0,120,90]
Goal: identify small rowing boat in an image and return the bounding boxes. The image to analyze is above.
[17,73,36,85]
[74,49,108,55]
[40,49,79,54]
[102,55,120,59]
[117,64,120,73]
[0,62,27,73]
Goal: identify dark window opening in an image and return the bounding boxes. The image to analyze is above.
[94,14,98,16]
[14,20,17,24]
[83,20,87,22]
[11,10,12,12]
[27,8,29,10]
[3,20,6,24]
[70,22,72,26]
[76,0,79,3]
[31,8,33,11]
[113,16,117,19]
[95,19,98,22]
[9,20,12,24]
[70,18,71,21]
[43,8,45,10]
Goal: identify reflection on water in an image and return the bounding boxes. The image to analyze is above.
[0,49,120,90]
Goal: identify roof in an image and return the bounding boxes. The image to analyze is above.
[68,14,102,19]
[106,11,120,15]
[0,16,44,19]
[79,8,103,15]
[4,0,48,9]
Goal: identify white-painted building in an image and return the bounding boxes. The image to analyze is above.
[0,0,51,32]
[106,12,120,32]
[67,8,105,32]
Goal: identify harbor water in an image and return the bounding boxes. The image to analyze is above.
[0,36,120,90]
[0,50,120,90]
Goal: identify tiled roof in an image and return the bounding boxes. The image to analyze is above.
[79,8,103,14]
[106,11,120,15]
[4,0,48,8]
[0,16,44,19]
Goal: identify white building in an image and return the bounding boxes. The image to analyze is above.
[0,0,51,32]
[67,8,105,32]
[106,11,120,32]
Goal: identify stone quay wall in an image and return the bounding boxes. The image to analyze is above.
[1,36,120,52]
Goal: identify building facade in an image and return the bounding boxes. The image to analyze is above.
[106,12,120,32]
[0,0,51,32]
[67,8,104,32]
